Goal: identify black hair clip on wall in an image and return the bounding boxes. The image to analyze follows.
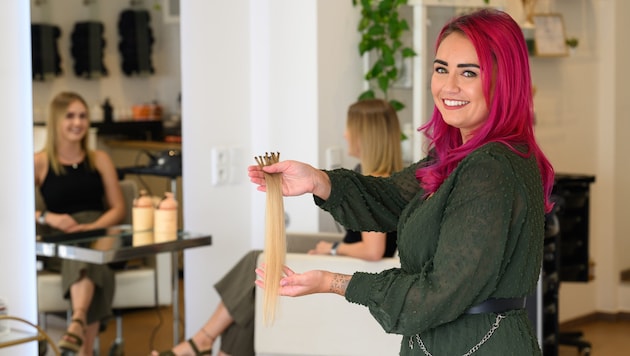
[31,23,63,81]
[71,21,108,79]
[118,9,156,77]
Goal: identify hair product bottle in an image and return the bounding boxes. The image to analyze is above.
[154,192,178,243]
[132,189,154,246]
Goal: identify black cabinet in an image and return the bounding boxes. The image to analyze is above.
[537,174,595,356]
[541,211,560,355]
[554,174,596,282]
[528,174,595,356]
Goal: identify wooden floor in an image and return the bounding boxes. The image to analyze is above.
[41,281,630,355]
[558,319,630,356]
[41,281,185,356]
[42,304,182,355]
[41,313,630,356]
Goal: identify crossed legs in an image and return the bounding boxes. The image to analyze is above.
[61,274,100,356]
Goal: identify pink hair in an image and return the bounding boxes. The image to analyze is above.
[416,9,555,212]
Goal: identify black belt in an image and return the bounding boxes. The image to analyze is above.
[465,297,526,314]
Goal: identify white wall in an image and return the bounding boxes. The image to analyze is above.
[180,0,253,341]
[0,2,37,355]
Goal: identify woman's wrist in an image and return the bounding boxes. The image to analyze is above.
[328,272,350,296]
[330,241,340,255]
[312,170,331,200]
[37,210,47,225]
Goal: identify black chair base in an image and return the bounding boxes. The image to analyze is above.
[559,331,592,355]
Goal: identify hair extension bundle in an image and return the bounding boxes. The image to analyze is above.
[255,152,286,325]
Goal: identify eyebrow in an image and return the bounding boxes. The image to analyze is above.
[433,59,480,69]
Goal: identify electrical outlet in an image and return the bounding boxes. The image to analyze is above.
[211,147,230,185]
[326,146,343,170]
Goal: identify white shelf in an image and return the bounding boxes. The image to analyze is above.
[408,0,505,7]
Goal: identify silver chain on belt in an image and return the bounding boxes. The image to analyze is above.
[408,313,506,356]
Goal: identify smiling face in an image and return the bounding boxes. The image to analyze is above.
[431,32,489,143]
[57,99,89,143]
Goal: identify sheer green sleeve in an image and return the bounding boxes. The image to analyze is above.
[314,160,426,233]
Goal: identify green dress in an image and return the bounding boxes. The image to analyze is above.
[316,143,544,355]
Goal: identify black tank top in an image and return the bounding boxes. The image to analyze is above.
[40,160,105,214]
[343,230,398,258]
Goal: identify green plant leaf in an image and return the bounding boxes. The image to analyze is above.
[399,19,410,31]
[370,59,384,78]
[358,17,371,31]
[378,76,390,94]
[368,24,385,36]
[382,46,395,66]
[390,99,405,111]
[402,47,416,57]
[359,90,376,101]
[387,67,398,80]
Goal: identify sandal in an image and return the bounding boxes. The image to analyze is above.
[156,338,212,356]
[58,318,85,353]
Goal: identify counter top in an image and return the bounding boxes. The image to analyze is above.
[104,139,181,151]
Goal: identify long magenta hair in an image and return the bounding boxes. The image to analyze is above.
[416,9,554,212]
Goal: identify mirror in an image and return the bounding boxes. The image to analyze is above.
[31,0,182,210]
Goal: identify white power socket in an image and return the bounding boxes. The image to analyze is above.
[211,147,230,185]
[326,146,343,170]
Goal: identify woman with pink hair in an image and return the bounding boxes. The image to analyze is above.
[250,9,553,355]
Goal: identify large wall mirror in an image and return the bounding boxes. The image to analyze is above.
[31,1,183,352]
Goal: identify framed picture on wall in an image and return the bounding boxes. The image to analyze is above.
[532,14,568,57]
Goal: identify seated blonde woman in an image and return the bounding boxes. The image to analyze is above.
[35,91,125,356]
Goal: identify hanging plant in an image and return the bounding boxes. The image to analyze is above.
[353,0,416,111]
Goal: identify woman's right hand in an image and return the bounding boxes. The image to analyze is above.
[46,212,79,233]
[248,160,331,200]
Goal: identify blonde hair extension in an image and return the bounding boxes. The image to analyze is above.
[255,152,286,325]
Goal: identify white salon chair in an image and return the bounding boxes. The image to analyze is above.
[36,179,172,355]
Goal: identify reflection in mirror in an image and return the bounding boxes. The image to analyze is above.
[31,2,182,351]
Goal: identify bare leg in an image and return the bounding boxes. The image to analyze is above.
[81,322,99,356]
[63,275,96,355]
[152,301,234,355]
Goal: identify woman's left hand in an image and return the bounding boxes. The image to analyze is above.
[255,265,349,297]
